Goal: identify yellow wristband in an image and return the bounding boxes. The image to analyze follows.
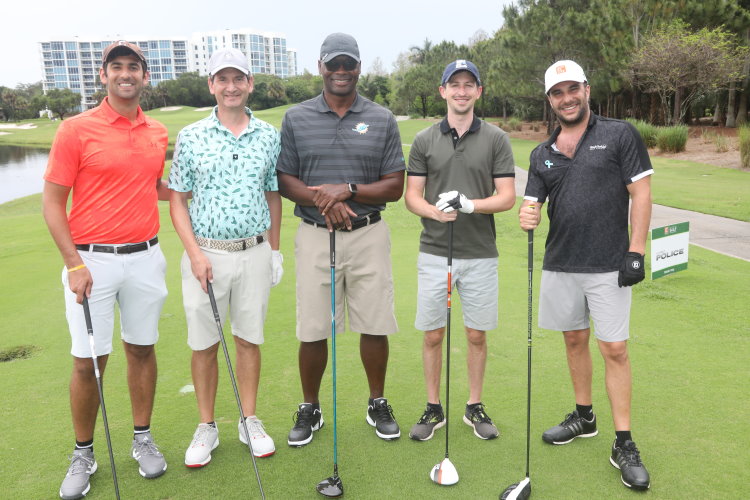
[67,264,86,273]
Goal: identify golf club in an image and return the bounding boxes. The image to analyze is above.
[206,282,265,500]
[500,228,534,500]
[81,296,121,500]
[317,230,344,497]
[430,221,459,486]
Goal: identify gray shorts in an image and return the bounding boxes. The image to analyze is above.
[538,270,631,342]
[415,252,498,332]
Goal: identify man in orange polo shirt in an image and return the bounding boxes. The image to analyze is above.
[43,41,171,500]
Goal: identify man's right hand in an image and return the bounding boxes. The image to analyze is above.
[68,266,93,304]
[189,251,213,293]
[519,203,540,231]
[323,201,357,231]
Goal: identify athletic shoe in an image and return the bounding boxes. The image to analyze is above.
[184,423,219,468]
[59,448,97,500]
[288,403,324,447]
[610,439,651,490]
[366,397,401,440]
[239,416,276,457]
[463,402,499,439]
[409,403,445,441]
[131,432,167,478]
[542,410,598,445]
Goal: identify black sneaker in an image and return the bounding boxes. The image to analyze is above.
[366,398,400,440]
[463,402,499,439]
[610,440,650,490]
[287,403,324,447]
[409,403,445,441]
[542,410,598,444]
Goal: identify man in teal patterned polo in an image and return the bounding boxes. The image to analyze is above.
[168,48,283,467]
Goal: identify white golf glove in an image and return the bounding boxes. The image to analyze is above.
[436,191,474,214]
[271,250,284,287]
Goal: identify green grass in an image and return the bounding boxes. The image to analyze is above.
[1,192,748,499]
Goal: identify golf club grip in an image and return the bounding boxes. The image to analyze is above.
[528,229,533,271]
[206,282,222,324]
[82,296,94,336]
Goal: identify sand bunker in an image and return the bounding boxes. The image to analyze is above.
[0,123,38,130]
[159,106,183,112]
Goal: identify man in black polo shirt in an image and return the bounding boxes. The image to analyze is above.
[277,32,405,446]
[519,60,652,490]
[405,60,516,441]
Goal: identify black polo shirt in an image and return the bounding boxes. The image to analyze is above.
[524,113,653,272]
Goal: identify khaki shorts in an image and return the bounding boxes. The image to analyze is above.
[538,270,631,342]
[295,220,398,342]
[181,242,271,350]
[63,243,167,358]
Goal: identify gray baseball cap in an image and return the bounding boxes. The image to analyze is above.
[320,33,360,63]
[208,48,250,76]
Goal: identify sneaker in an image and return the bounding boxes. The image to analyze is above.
[288,403,324,447]
[610,440,651,490]
[463,402,499,439]
[184,423,219,468]
[131,432,167,478]
[409,403,445,441]
[366,397,401,440]
[239,417,275,457]
[59,449,97,500]
[542,410,598,445]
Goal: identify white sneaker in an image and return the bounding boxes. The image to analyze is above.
[239,417,275,457]
[185,423,219,468]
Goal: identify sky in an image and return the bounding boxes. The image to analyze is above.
[1,0,516,88]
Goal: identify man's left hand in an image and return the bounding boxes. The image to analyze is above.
[618,252,645,287]
[436,191,474,214]
[271,250,284,287]
[308,184,351,215]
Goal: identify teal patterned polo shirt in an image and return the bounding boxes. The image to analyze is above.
[169,107,280,240]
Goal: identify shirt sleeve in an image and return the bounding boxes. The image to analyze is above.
[264,128,281,192]
[275,113,300,176]
[44,120,81,187]
[619,121,654,184]
[380,113,406,175]
[523,146,548,203]
[168,129,194,193]
[492,131,516,177]
[407,132,427,176]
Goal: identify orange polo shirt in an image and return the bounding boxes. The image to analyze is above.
[44,97,168,244]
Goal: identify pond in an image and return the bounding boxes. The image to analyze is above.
[0,145,50,204]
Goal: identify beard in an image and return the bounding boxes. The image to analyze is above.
[555,100,589,126]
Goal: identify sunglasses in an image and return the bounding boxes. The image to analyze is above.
[324,58,358,71]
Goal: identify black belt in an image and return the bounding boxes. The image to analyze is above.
[76,237,158,254]
[303,212,381,231]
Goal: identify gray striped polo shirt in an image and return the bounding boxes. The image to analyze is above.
[276,92,406,224]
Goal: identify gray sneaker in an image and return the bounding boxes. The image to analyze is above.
[59,448,97,500]
[131,432,167,478]
[463,402,499,439]
[409,403,445,441]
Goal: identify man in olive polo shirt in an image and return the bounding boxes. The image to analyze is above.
[277,32,405,446]
[405,60,516,441]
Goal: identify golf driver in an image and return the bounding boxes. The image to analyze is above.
[81,296,121,500]
[500,228,535,500]
[430,222,459,486]
[206,282,265,500]
[317,230,344,497]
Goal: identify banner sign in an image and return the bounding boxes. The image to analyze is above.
[651,222,689,279]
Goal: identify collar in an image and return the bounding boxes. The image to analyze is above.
[439,115,482,135]
[314,92,363,114]
[100,96,146,126]
[544,112,597,148]
[208,106,255,133]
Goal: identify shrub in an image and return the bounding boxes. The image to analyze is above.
[626,118,659,148]
[507,117,522,131]
[739,125,750,168]
[657,125,688,153]
[712,134,729,153]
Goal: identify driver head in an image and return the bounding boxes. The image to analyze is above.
[316,476,344,497]
[430,457,459,485]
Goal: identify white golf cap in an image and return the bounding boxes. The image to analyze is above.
[208,48,250,76]
[544,60,587,94]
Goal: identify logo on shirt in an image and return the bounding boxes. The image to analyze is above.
[589,144,607,150]
[544,160,553,169]
[352,122,369,134]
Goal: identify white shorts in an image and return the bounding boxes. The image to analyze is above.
[538,271,631,342]
[63,243,168,358]
[415,252,498,332]
[181,242,271,351]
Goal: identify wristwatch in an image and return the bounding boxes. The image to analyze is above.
[348,183,358,197]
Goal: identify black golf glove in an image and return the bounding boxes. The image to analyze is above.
[618,252,645,287]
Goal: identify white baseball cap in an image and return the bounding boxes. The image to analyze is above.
[544,60,587,94]
[209,48,250,76]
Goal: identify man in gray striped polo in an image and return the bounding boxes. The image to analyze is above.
[277,32,405,446]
